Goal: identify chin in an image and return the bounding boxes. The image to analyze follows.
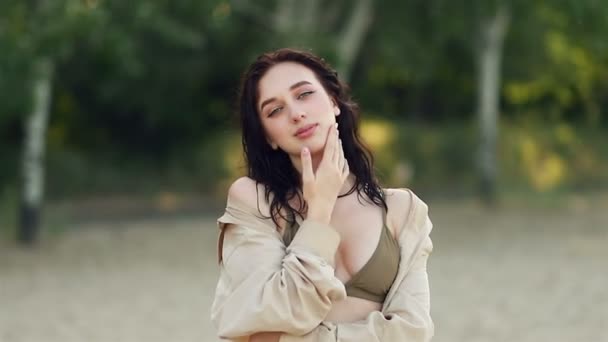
[304,135,326,154]
[287,129,327,155]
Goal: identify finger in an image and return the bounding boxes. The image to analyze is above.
[322,123,337,164]
[338,138,345,170]
[332,125,340,165]
[301,147,314,185]
[342,158,349,180]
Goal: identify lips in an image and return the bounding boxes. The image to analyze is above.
[295,123,318,137]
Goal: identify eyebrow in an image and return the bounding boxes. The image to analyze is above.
[259,81,313,112]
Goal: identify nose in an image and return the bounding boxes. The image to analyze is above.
[290,108,306,123]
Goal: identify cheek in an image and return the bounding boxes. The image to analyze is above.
[311,95,333,111]
[303,126,331,154]
[308,96,337,120]
[263,120,289,142]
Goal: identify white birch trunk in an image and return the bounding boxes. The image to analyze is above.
[234,0,372,82]
[235,0,373,82]
[336,0,373,82]
[476,5,509,204]
[18,57,53,244]
[274,0,320,46]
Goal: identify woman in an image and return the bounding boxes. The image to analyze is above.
[211,48,434,342]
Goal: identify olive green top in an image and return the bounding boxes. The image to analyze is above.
[284,209,400,304]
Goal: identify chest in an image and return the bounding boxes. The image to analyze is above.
[329,198,389,283]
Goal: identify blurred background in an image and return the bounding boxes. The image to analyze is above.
[1,0,607,341]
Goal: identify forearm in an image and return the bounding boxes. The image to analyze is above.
[213,222,346,338]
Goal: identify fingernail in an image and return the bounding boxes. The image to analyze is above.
[335,123,338,129]
[302,147,309,155]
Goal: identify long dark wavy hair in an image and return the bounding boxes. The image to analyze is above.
[237,48,387,230]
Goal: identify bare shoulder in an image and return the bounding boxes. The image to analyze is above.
[384,188,415,214]
[227,176,264,209]
[384,188,429,236]
[225,177,277,229]
[385,188,413,203]
[386,188,428,209]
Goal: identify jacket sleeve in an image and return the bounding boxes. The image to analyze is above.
[211,203,347,339]
[280,190,434,342]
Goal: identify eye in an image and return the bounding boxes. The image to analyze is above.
[297,90,314,99]
[268,106,282,117]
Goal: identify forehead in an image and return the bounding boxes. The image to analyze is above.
[258,62,320,99]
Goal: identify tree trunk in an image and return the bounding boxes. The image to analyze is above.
[476,5,509,205]
[297,0,320,33]
[273,0,321,47]
[18,57,53,245]
[274,0,297,34]
[336,0,374,82]
[234,0,372,82]
[234,0,373,82]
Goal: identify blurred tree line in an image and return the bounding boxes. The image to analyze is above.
[1,0,607,241]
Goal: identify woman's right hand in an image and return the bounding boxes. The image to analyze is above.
[301,122,349,224]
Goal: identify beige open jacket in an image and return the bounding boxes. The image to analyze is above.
[211,187,434,341]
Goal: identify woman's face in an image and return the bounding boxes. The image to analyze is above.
[256,62,340,156]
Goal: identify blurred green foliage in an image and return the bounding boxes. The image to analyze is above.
[362,118,608,196]
[1,0,607,202]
